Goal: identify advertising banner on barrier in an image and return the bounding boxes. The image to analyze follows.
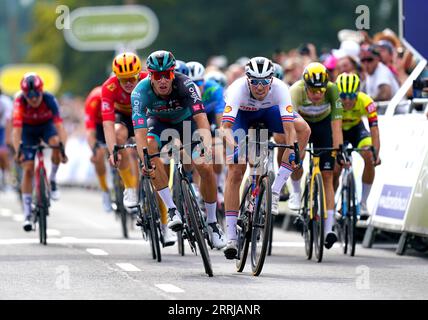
[403,149,428,236]
[368,113,428,232]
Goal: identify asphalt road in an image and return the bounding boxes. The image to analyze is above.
[0,188,427,300]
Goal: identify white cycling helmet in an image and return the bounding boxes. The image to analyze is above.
[245,57,274,79]
[186,61,205,81]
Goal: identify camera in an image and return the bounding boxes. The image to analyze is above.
[412,78,428,98]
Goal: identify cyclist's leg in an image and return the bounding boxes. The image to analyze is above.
[313,117,337,247]
[20,125,40,230]
[355,122,374,214]
[224,162,247,241]
[41,122,61,200]
[114,114,138,207]
[289,113,311,204]
[146,118,182,229]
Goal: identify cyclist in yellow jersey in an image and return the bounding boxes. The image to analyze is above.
[289,62,346,249]
[334,73,381,218]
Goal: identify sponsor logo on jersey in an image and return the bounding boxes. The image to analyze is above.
[137,119,144,125]
[132,120,136,126]
[188,86,201,104]
[335,99,343,109]
[240,106,258,111]
[224,106,232,113]
[286,105,293,113]
[192,104,204,112]
[367,102,376,113]
[101,101,111,112]
[106,83,116,92]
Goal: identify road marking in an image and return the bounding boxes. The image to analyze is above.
[47,229,61,236]
[12,214,24,222]
[0,208,13,217]
[86,248,109,256]
[155,284,185,293]
[116,263,141,272]
[0,238,149,245]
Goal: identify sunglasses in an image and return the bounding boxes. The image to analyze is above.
[151,70,175,81]
[306,86,326,94]
[339,92,357,100]
[118,75,139,84]
[361,57,374,63]
[249,78,272,86]
[24,90,41,99]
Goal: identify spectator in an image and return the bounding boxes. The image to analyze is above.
[360,45,399,101]
[284,56,304,86]
[375,40,398,76]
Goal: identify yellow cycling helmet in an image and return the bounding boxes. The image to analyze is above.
[336,72,360,95]
[303,62,328,88]
[112,52,142,78]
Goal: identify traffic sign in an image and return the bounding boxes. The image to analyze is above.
[63,5,159,51]
[0,64,61,96]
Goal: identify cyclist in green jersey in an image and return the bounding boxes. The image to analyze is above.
[289,62,347,249]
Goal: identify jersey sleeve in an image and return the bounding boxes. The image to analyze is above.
[328,84,343,121]
[180,78,206,116]
[362,93,378,127]
[12,97,24,128]
[44,93,63,124]
[222,81,241,124]
[84,96,98,130]
[131,82,148,129]
[277,81,294,123]
[213,85,226,114]
[101,80,116,122]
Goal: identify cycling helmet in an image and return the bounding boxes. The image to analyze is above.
[186,61,205,81]
[204,71,227,88]
[175,60,189,76]
[146,50,176,72]
[20,73,44,96]
[273,63,284,80]
[336,72,360,94]
[112,52,142,78]
[303,62,329,88]
[245,57,274,78]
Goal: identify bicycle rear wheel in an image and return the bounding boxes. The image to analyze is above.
[250,176,272,276]
[312,172,325,263]
[182,179,213,277]
[236,181,252,272]
[347,173,357,257]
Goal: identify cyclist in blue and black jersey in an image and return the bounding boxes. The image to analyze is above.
[131,50,227,249]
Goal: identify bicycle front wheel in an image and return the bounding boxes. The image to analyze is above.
[113,170,128,239]
[250,176,272,276]
[301,180,313,260]
[37,168,49,245]
[347,173,357,257]
[148,182,162,262]
[236,180,252,272]
[312,172,325,263]
[172,168,185,256]
[182,179,213,277]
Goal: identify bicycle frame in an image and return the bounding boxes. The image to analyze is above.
[308,154,327,220]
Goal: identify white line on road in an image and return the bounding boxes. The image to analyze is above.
[86,248,109,256]
[116,263,141,272]
[155,284,185,293]
[0,208,13,217]
[47,229,61,237]
[12,214,24,222]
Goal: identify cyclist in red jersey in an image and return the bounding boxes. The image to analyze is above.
[101,52,147,209]
[85,86,112,212]
[12,73,67,231]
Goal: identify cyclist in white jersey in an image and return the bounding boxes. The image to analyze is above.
[221,57,306,258]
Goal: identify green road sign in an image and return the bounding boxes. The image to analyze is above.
[63,5,159,51]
